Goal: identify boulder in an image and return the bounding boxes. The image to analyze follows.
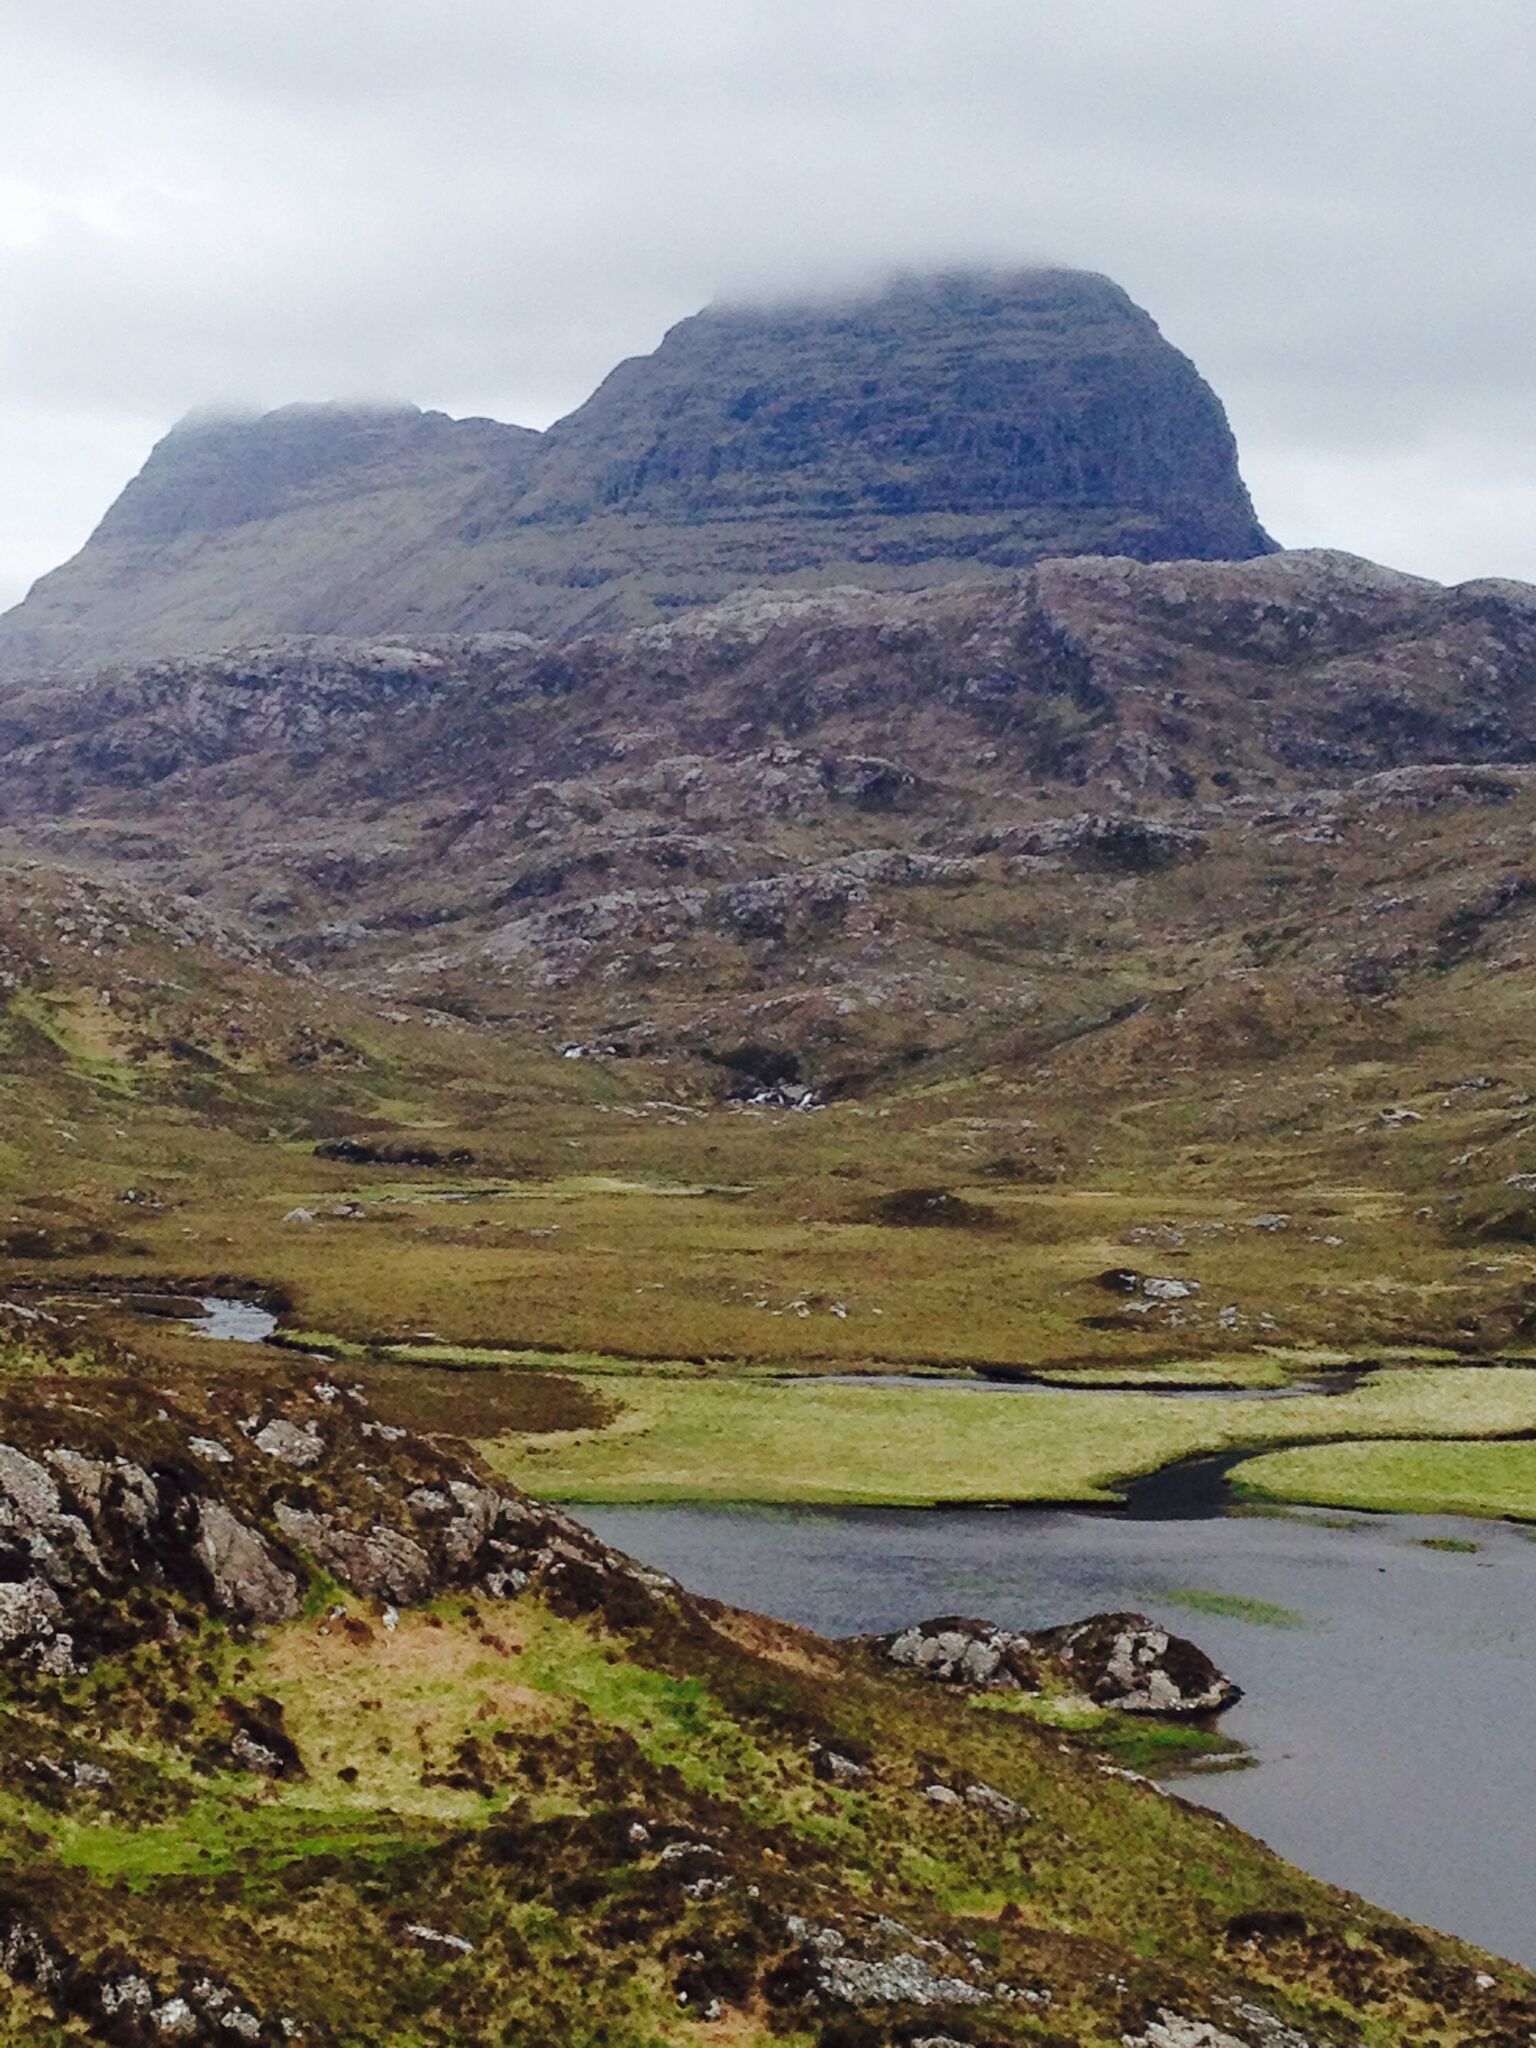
[878,1616,1041,1689]
[861,1610,1240,1718]
[1033,1612,1242,1716]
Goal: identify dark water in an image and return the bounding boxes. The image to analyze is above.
[802,1369,1369,1401]
[574,1499,1536,1967]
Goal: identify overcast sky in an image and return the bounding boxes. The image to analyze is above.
[2,1,1533,610]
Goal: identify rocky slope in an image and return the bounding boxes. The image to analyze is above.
[0,1337,1526,2045]
[4,547,1536,1378]
[0,270,1272,671]
[1,548,1533,1090]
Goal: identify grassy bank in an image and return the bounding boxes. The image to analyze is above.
[1232,1437,1536,1520]
[478,1366,1536,1507]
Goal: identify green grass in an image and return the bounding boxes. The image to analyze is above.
[380,1340,693,1376]
[57,1798,427,1888]
[480,1367,1536,1507]
[1031,1357,1295,1389]
[1232,1437,1536,1520]
[482,1375,1232,1504]
[1158,1587,1308,1629]
[512,1611,777,1799]
[968,1691,1244,1773]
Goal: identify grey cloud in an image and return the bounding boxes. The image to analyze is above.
[2,0,1533,609]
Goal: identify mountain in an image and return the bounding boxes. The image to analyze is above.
[4,547,1536,1212]
[0,269,1272,673]
[2,549,1532,1017]
[7,266,1536,2037]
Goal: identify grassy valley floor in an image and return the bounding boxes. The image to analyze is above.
[476,1365,1536,1510]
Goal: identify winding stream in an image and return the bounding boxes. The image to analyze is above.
[805,1367,1372,1401]
[575,1497,1536,1967]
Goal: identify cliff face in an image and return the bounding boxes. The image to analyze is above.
[524,270,1270,550]
[0,270,1272,672]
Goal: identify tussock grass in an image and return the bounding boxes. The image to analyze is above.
[1159,1587,1308,1629]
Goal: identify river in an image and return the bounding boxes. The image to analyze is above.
[575,1496,1536,1967]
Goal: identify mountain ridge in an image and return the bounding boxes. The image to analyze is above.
[0,267,1273,673]
[2,545,1534,1114]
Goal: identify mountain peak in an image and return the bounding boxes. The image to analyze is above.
[0,268,1272,673]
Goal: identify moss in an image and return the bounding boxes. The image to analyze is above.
[969,1692,1242,1773]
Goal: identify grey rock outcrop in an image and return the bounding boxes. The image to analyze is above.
[0,1373,675,1673]
[192,1500,301,1625]
[0,1906,299,2047]
[1033,1612,1242,1716]
[865,1611,1241,1718]
[778,1912,1017,2012]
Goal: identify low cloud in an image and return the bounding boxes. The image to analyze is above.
[3,0,1533,607]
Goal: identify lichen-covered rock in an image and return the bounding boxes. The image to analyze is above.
[0,1576,71,1668]
[1122,2010,1315,2048]
[876,1616,1042,1690]
[863,1610,1240,1718]
[777,1913,1002,2011]
[963,1779,1027,1824]
[272,1504,434,1603]
[0,1907,297,2046]
[1123,2016,1252,2048]
[250,1418,325,1467]
[193,1501,302,1625]
[1034,1613,1241,1716]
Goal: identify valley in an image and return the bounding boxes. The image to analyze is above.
[2,264,1535,2041]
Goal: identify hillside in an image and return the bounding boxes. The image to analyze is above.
[1,549,1533,1094]
[0,1335,1529,2046]
[2,550,1536,1386]
[0,270,1272,672]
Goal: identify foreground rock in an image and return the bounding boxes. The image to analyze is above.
[0,1370,670,1675]
[865,1610,1242,1716]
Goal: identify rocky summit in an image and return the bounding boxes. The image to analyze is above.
[0,269,1271,672]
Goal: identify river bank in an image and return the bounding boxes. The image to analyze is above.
[575,1496,1536,1968]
